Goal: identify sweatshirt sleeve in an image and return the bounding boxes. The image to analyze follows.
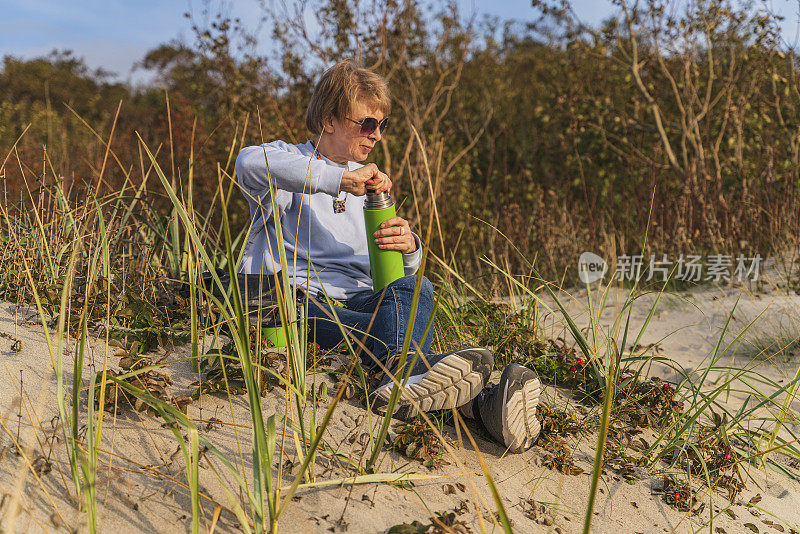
[403,232,423,275]
[235,140,344,200]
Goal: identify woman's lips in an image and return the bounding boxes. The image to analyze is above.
[361,145,373,153]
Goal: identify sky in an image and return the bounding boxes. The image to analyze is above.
[1,0,799,85]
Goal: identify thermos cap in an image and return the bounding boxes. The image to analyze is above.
[365,190,394,210]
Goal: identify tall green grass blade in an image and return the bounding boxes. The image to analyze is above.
[188,428,200,534]
[366,267,428,472]
[54,223,85,502]
[583,342,618,534]
[218,173,271,532]
[82,367,98,533]
[454,411,513,533]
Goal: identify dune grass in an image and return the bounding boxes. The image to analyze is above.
[0,112,799,534]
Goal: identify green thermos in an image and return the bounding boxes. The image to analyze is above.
[262,323,287,347]
[364,191,405,291]
[261,296,305,348]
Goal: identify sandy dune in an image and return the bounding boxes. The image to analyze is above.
[0,267,799,533]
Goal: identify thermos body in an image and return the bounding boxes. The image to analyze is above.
[364,192,406,291]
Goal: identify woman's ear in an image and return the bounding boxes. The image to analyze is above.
[322,116,336,134]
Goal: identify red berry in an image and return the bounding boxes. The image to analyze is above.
[725,453,732,462]
[570,366,578,373]
[662,383,671,391]
[674,493,681,500]
[576,358,584,365]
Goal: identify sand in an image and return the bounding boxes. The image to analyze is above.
[0,265,799,533]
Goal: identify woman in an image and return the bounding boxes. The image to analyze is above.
[235,60,541,452]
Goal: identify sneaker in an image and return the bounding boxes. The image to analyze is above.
[369,347,494,415]
[461,363,541,452]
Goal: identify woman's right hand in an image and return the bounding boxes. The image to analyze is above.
[340,163,392,195]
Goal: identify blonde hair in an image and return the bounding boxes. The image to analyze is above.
[306,60,391,136]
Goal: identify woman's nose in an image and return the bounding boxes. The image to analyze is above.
[369,127,382,142]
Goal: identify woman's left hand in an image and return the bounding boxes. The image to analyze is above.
[373,216,417,254]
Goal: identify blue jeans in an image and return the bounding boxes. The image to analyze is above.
[306,275,435,370]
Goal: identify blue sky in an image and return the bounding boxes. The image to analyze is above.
[1,0,798,85]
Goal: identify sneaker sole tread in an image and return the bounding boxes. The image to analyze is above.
[372,353,487,413]
[503,378,542,451]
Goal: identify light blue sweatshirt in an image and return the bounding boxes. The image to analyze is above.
[235,140,422,300]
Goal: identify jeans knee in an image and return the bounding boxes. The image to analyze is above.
[390,275,417,290]
[391,275,434,301]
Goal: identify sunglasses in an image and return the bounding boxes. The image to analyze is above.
[346,116,389,135]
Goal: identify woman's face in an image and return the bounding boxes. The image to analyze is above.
[322,100,385,163]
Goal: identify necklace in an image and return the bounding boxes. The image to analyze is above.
[312,144,349,214]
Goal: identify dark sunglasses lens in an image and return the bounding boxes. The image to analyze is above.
[360,117,379,135]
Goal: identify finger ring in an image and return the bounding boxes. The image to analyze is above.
[400,227,405,236]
